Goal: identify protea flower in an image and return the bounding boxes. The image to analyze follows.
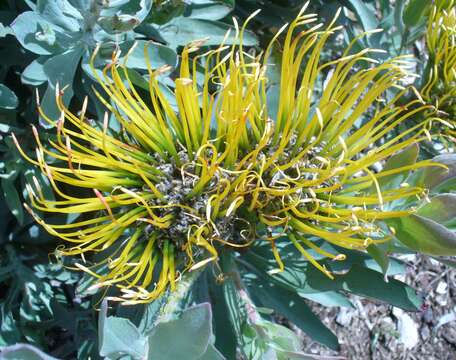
[422,0,456,135]
[14,5,437,304]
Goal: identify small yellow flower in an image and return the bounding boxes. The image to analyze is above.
[14,4,438,304]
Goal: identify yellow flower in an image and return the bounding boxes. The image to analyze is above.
[422,0,456,135]
[14,4,437,304]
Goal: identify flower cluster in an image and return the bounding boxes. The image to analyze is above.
[14,5,436,304]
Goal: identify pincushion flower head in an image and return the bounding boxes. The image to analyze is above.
[14,4,437,304]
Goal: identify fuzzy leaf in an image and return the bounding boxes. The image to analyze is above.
[197,343,225,360]
[416,194,456,228]
[387,215,456,256]
[261,321,302,354]
[410,154,456,193]
[97,14,141,33]
[157,17,258,47]
[189,2,232,20]
[107,0,152,23]
[98,0,152,33]
[40,46,84,126]
[120,40,178,70]
[36,0,82,33]
[0,84,18,110]
[98,300,148,359]
[148,303,213,360]
[0,343,58,360]
[11,12,64,55]
[0,23,13,38]
[21,57,48,86]
[43,46,84,86]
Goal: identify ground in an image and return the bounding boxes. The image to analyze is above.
[299,255,456,360]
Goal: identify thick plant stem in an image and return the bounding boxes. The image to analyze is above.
[220,253,266,337]
[154,269,202,324]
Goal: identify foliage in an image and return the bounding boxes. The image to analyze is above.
[0,1,455,359]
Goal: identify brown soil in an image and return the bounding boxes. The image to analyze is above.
[299,255,456,360]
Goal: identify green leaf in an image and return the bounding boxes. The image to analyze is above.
[11,12,63,55]
[299,291,353,308]
[346,0,378,31]
[138,296,168,335]
[120,40,178,70]
[106,0,152,23]
[403,0,429,27]
[0,23,13,38]
[157,18,258,47]
[148,303,213,360]
[98,0,152,33]
[98,299,148,360]
[98,299,108,353]
[260,321,347,359]
[248,277,340,350]
[410,154,456,193]
[24,0,37,10]
[385,145,420,167]
[219,254,252,351]
[97,14,141,33]
[210,275,237,360]
[367,244,390,277]
[189,2,232,20]
[245,249,419,310]
[244,243,404,297]
[37,0,82,33]
[394,0,406,34]
[0,305,21,346]
[21,57,48,86]
[416,194,456,228]
[0,343,58,360]
[190,0,232,4]
[2,178,23,224]
[43,46,84,86]
[197,343,225,360]
[146,0,185,24]
[387,215,456,256]
[329,247,406,275]
[40,46,84,126]
[101,317,147,359]
[261,321,302,353]
[341,265,422,311]
[378,144,419,190]
[379,0,392,15]
[0,84,18,110]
